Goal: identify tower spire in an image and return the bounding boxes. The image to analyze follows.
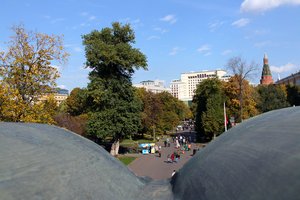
[260,53,273,85]
[263,53,268,65]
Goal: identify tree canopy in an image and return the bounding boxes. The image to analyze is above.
[223,75,258,122]
[0,25,68,123]
[193,78,225,140]
[82,22,147,79]
[256,84,290,113]
[65,87,88,116]
[82,22,147,155]
[286,85,300,106]
[227,56,258,122]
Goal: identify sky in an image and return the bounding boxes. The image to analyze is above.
[1,0,300,91]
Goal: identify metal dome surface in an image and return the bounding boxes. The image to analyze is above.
[172,106,300,200]
[0,123,149,200]
[1,106,300,200]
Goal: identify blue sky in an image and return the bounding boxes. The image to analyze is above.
[1,0,300,91]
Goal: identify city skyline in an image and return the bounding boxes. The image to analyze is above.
[1,0,300,91]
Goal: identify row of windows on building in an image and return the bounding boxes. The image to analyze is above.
[134,69,229,102]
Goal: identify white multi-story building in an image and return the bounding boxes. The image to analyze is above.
[134,80,171,94]
[170,70,230,103]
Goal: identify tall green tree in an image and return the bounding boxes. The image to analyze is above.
[256,84,290,113]
[82,22,147,156]
[0,24,68,123]
[193,78,225,140]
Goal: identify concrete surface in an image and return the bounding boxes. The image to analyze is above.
[128,135,199,180]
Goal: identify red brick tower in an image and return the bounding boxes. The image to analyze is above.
[260,54,274,85]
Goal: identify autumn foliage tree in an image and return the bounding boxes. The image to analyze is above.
[135,88,162,136]
[54,87,89,136]
[65,87,88,116]
[223,75,258,122]
[136,89,192,137]
[227,56,258,122]
[156,91,192,132]
[0,25,68,123]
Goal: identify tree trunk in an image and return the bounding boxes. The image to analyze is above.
[239,80,243,123]
[153,126,156,142]
[110,139,120,156]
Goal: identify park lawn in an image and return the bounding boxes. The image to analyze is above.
[120,138,153,147]
[118,156,136,166]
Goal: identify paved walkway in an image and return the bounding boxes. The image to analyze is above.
[128,132,200,180]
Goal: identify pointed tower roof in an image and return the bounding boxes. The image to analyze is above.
[260,54,273,85]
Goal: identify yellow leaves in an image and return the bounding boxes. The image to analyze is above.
[20,101,56,124]
[0,83,25,122]
[0,84,57,123]
[0,24,68,123]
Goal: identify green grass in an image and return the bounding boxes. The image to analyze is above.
[120,139,153,147]
[118,156,136,166]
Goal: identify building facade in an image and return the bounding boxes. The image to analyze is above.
[276,71,300,86]
[260,54,274,85]
[133,80,171,94]
[38,88,69,106]
[54,89,69,105]
[170,69,230,103]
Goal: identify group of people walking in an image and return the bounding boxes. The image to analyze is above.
[167,151,181,163]
[161,134,193,164]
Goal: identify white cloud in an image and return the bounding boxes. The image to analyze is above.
[221,49,232,56]
[147,35,160,40]
[57,85,66,89]
[270,63,298,73]
[131,18,143,28]
[89,16,96,21]
[80,12,89,16]
[209,20,225,32]
[132,19,141,24]
[253,29,268,35]
[254,40,271,48]
[154,27,168,34]
[197,44,211,53]
[204,52,212,56]
[43,15,51,19]
[80,23,91,27]
[232,18,250,27]
[160,15,177,24]
[120,18,143,29]
[169,47,180,56]
[241,0,300,12]
[43,15,65,24]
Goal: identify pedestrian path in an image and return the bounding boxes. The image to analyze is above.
[128,134,197,180]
